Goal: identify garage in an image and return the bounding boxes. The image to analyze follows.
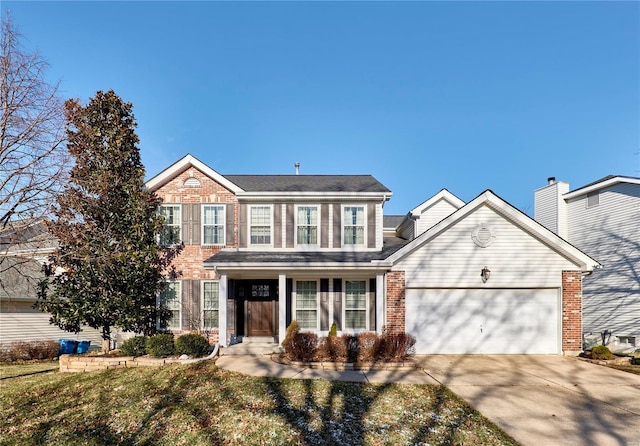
[405,288,560,354]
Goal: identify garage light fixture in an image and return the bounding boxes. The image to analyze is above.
[481,266,491,283]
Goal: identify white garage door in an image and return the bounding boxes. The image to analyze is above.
[406,289,560,354]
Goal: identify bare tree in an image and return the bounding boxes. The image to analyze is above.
[0,14,68,294]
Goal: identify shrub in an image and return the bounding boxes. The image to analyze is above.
[328,322,338,337]
[119,336,147,357]
[146,334,175,357]
[379,333,417,361]
[282,320,300,353]
[590,344,614,360]
[317,334,347,361]
[341,334,359,363]
[286,332,318,362]
[356,332,381,362]
[175,333,210,357]
[0,341,59,362]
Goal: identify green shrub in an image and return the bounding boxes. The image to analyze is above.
[175,333,210,357]
[119,336,147,357]
[146,334,175,357]
[328,322,338,337]
[590,344,614,360]
[282,320,300,353]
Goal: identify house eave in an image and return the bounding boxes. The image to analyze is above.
[563,176,640,200]
[236,191,392,201]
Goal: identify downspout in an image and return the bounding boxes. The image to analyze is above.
[179,342,220,364]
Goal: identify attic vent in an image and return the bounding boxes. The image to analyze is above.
[471,224,496,248]
[183,177,202,188]
[587,191,599,208]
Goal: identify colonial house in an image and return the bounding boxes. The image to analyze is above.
[148,155,598,355]
[535,175,640,348]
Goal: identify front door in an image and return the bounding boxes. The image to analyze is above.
[248,300,274,336]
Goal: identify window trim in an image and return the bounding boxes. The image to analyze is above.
[341,205,367,248]
[295,204,320,247]
[248,204,273,247]
[201,280,220,330]
[159,204,182,246]
[293,279,320,330]
[343,279,368,331]
[202,204,226,246]
[158,280,181,330]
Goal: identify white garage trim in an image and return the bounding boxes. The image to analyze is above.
[406,288,561,354]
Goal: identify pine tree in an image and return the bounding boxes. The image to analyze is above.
[36,90,182,350]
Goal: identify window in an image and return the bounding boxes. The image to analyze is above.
[160,205,181,245]
[343,206,365,245]
[344,280,367,329]
[587,191,600,208]
[295,280,318,329]
[202,281,219,329]
[297,206,318,245]
[203,205,225,245]
[158,281,181,330]
[250,206,271,245]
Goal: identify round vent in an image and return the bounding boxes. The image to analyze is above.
[471,224,495,248]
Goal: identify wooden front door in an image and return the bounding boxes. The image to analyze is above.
[247,300,274,337]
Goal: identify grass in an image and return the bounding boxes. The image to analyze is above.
[0,361,519,446]
[0,361,59,379]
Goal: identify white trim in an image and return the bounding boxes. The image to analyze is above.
[278,274,287,345]
[201,280,220,330]
[294,204,320,248]
[341,204,367,248]
[386,190,600,270]
[248,204,274,248]
[201,204,226,246]
[409,189,465,217]
[563,176,640,200]
[376,273,385,333]
[146,154,244,193]
[293,279,320,330]
[219,275,228,347]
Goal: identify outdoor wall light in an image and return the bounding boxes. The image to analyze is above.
[481,266,491,283]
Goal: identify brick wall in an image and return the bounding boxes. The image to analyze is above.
[562,271,582,353]
[386,271,405,333]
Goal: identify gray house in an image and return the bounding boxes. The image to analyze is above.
[535,175,640,348]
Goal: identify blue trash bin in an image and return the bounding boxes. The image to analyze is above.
[58,339,78,355]
[76,340,91,354]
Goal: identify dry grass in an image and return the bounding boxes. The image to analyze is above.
[0,361,519,445]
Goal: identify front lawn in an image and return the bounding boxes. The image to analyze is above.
[0,361,518,445]
[0,361,59,379]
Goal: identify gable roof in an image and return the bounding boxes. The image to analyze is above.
[409,188,465,217]
[383,215,405,229]
[563,175,640,200]
[224,175,391,194]
[385,190,600,270]
[145,154,244,193]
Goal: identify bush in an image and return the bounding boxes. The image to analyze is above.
[285,332,318,362]
[590,344,614,360]
[175,333,210,357]
[317,335,347,361]
[146,334,175,357]
[378,333,416,361]
[328,322,338,337]
[119,336,147,357]
[341,334,359,363]
[0,341,59,362]
[356,332,382,362]
[282,320,300,353]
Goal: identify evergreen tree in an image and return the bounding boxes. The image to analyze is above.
[36,90,182,349]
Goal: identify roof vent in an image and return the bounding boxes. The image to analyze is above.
[547,177,556,185]
[295,162,300,175]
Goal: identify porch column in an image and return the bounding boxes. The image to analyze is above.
[278,273,287,345]
[219,274,228,347]
[376,273,385,334]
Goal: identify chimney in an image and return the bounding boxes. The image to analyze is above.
[547,177,556,185]
[295,162,300,175]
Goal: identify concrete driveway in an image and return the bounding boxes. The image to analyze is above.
[415,355,640,446]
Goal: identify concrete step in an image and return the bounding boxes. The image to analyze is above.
[222,343,281,356]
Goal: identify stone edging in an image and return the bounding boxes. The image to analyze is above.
[59,354,183,373]
[271,354,418,371]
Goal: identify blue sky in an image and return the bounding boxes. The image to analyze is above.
[3,1,638,215]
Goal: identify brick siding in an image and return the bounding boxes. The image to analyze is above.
[386,271,405,333]
[562,271,582,353]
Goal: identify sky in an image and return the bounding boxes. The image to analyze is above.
[3,1,639,216]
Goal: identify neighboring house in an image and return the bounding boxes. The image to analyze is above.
[148,154,598,355]
[535,175,640,347]
[0,220,102,346]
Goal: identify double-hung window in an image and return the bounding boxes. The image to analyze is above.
[344,280,367,330]
[343,206,365,246]
[202,281,219,329]
[158,281,181,330]
[295,280,318,329]
[203,205,225,245]
[160,205,181,245]
[250,206,271,245]
[296,206,318,245]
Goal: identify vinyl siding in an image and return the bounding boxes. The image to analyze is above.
[534,182,569,238]
[567,183,640,337]
[394,205,581,288]
[415,199,460,236]
[1,300,103,345]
